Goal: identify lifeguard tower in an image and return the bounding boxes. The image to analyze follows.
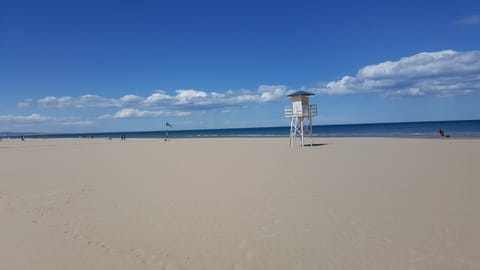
[284,91,317,146]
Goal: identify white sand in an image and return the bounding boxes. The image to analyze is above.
[1,137,479,270]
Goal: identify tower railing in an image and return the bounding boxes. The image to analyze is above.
[284,104,318,118]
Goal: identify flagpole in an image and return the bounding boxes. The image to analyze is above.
[165,122,172,141]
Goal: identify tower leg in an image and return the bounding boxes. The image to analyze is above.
[300,120,304,147]
[289,118,294,146]
[309,116,313,146]
[290,117,297,147]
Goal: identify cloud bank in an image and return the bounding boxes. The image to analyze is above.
[99,108,191,119]
[0,113,49,122]
[12,50,480,125]
[311,50,480,97]
[0,113,94,127]
[19,85,290,119]
[21,50,480,113]
[25,85,289,111]
[37,94,126,109]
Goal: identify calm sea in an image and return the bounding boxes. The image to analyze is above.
[20,120,480,139]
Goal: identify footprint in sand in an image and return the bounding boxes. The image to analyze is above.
[238,240,247,249]
[124,247,150,263]
[255,212,280,239]
[147,254,165,267]
[245,251,255,261]
[163,264,176,270]
[232,263,245,270]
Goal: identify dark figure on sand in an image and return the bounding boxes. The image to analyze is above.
[439,129,450,138]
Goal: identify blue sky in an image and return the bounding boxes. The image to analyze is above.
[1,0,479,133]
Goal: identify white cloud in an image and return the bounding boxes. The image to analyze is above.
[0,114,96,127]
[35,94,148,109]
[23,49,479,116]
[174,89,208,105]
[120,94,144,103]
[99,108,191,119]
[0,113,50,122]
[163,85,288,107]
[311,50,480,97]
[144,91,172,105]
[388,88,425,97]
[29,85,290,113]
[17,99,34,108]
[258,85,288,102]
[60,120,95,126]
[320,76,357,95]
[37,96,58,107]
[99,108,160,119]
[175,111,192,117]
[37,94,121,108]
[454,15,480,26]
[211,92,226,98]
[231,94,257,103]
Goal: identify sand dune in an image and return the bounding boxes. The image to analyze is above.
[1,137,479,270]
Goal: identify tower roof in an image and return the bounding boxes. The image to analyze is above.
[287,91,315,97]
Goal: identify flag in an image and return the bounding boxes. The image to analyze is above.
[166,122,172,128]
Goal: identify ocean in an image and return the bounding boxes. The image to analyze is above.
[13,119,480,139]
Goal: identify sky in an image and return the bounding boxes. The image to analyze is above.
[1,0,480,133]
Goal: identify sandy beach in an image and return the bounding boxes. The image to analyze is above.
[1,137,479,270]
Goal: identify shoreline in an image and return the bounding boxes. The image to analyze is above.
[4,135,480,141]
[2,119,479,139]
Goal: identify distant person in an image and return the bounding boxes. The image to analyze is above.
[439,129,450,138]
[21,136,25,141]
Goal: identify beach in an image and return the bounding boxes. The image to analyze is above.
[1,137,479,270]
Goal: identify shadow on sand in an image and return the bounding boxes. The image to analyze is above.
[303,143,328,147]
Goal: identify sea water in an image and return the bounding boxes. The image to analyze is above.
[20,120,480,139]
